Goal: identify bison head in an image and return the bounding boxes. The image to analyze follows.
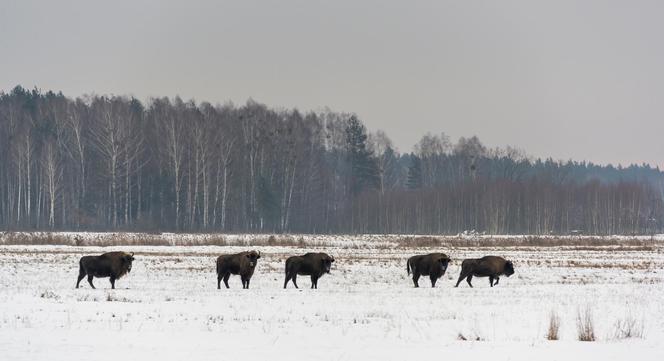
[123,252,135,272]
[322,255,334,273]
[504,260,515,277]
[438,256,450,273]
[246,251,260,267]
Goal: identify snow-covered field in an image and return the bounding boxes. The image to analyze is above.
[1,234,663,360]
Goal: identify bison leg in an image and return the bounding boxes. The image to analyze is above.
[412,273,420,288]
[76,271,86,289]
[87,275,96,289]
[311,275,319,289]
[455,272,466,287]
[466,275,473,288]
[292,274,299,289]
[217,273,222,289]
[494,277,500,286]
[284,273,292,289]
[430,275,438,288]
[110,276,116,289]
[245,278,251,289]
[241,275,248,289]
[223,273,231,289]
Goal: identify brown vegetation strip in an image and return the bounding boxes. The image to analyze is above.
[2,232,662,248]
[396,235,660,248]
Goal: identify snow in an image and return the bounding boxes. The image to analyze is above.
[1,235,663,360]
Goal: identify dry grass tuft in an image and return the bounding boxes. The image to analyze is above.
[547,311,560,340]
[40,290,60,301]
[106,292,140,303]
[577,307,596,342]
[457,332,482,341]
[613,315,645,339]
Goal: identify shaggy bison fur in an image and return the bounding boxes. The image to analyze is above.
[455,256,515,288]
[216,250,261,289]
[76,252,135,289]
[284,252,335,289]
[406,253,451,288]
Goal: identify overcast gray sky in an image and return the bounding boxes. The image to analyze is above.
[1,0,663,167]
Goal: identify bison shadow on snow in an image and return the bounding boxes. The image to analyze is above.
[216,250,261,289]
[407,253,451,288]
[76,252,135,289]
[455,256,515,288]
[284,252,335,289]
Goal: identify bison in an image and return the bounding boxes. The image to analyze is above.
[455,256,515,288]
[76,252,135,289]
[216,250,261,289]
[284,252,335,289]
[406,253,451,288]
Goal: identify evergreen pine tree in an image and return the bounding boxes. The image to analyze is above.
[345,115,378,193]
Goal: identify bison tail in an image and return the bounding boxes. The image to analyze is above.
[406,259,411,275]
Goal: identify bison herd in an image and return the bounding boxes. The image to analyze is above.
[75,251,514,290]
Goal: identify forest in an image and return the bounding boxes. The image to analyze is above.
[1,86,662,235]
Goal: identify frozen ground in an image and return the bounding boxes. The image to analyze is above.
[1,235,663,360]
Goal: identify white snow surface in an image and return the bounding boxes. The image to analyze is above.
[1,235,663,360]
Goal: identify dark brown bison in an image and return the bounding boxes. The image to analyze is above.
[455,256,515,288]
[76,252,135,289]
[406,253,451,288]
[284,252,335,289]
[216,250,261,289]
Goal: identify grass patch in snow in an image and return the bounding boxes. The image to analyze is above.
[547,310,560,341]
[577,307,596,342]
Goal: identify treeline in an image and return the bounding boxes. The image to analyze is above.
[0,86,662,235]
